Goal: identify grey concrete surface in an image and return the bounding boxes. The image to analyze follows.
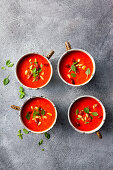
[0,0,113,170]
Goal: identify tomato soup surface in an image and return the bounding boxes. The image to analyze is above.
[21,97,56,132]
[17,54,52,88]
[59,50,94,85]
[69,97,104,132]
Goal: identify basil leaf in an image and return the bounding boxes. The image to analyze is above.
[73,61,78,65]
[32,68,36,73]
[77,118,81,120]
[23,128,29,134]
[38,68,42,73]
[1,66,5,70]
[85,122,89,124]
[26,113,30,120]
[71,73,76,77]
[3,76,9,85]
[71,65,76,72]
[19,86,24,92]
[8,63,14,67]
[6,60,11,66]
[91,112,98,116]
[84,107,89,113]
[39,139,43,145]
[85,68,90,76]
[41,109,45,116]
[76,109,79,115]
[45,132,50,139]
[19,93,25,99]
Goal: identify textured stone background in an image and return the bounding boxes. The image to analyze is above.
[0,0,113,170]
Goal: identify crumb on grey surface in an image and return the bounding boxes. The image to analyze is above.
[0,0,113,170]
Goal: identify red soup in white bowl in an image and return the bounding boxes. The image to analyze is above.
[68,96,106,138]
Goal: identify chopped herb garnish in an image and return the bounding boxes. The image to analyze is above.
[73,61,78,65]
[71,65,76,72]
[3,76,9,85]
[91,112,98,116]
[32,68,36,73]
[1,66,5,70]
[40,63,43,68]
[71,73,76,77]
[26,112,30,120]
[23,128,29,134]
[38,68,42,73]
[85,68,90,77]
[85,122,89,124]
[33,110,40,118]
[45,132,50,139]
[34,62,38,65]
[84,107,89,113]
[90,116,93,119]
[6,60,14,67]
[41,149,44,151]
[41,109,45,116]
[39,139,43,145]
[77,118,81,120]
[76,109,79,115]
[17,130,23,140]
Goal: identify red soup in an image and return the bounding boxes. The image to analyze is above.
[69,97,104,132]
[16,53,52,88]
[59,50,94,85]
[21,97,56,132]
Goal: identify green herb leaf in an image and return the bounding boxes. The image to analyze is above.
[77,118,81,120]
[85,122,89,124]
[90,116,93,119]
[26,113,30,120]
[76,109,79,115]
[17,130,23,140]
[71,65,76,72]
[38,68,42,73]
[18,130,21,134]
[71,73,76,77]
[3,76,9,85]
[84,107,89,113]
[6,60,14,67]
[40,63,43,68]
[34,62,38,65]
[39,139,43,145]
[73,61,78,65]
[45,132,50,139]
[1,66,5,70]
[8,63,14,67]
[85,68,90,77]
[19,93,25,99]
[19,135,23,139]
[41,149,44,151]
[91,112,98,116]
[23,128,29,134]
[32,68,36,73]
[41,109,45,116]
[6,60,11,66]
[19,86,24,92]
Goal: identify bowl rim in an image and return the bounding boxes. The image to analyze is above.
[16,53,53,89]
[57,49,96,87]
[19,96,57,134]
[68,95,106,134]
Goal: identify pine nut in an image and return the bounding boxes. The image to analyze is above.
[82,66,86,70]
[47,113,52,116]
[25,70,28,75]
[40,76,44,80]
[67,74,71,79]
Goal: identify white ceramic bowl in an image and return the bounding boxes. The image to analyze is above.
[20,96,57,134]
[58,49,96,87]
[16,53,53,89]
[68,95,106,134]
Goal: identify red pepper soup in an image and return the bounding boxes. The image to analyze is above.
[69,97,104,132]
[59,50,94,85]
[16,53,52,88]
[21,97,56,132]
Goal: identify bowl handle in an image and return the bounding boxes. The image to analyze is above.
[46,50,54,59]
[11,105,21,111]
[96,131,102,139]
[65,41,71,51]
